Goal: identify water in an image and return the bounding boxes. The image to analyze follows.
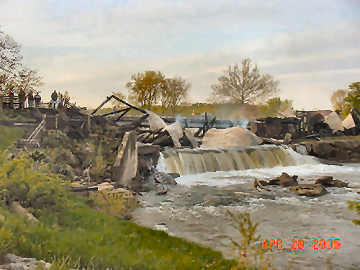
[159,145,319,175]
[145,146,360,269]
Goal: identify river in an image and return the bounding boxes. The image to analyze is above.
[133,146,360,269]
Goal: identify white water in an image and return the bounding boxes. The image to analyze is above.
[158,145,319,175]
[150,146,360,269]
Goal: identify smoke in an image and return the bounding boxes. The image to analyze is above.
[175,114,184,127]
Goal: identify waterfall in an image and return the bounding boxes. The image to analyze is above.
[158,145,317,175]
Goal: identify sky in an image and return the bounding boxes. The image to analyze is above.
[0,0,359,110]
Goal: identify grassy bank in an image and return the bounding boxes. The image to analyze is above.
[0,154,235,269]
[0,126,24,151]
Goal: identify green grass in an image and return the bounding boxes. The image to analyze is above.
[0,155,235,270]
[0,126,24,151]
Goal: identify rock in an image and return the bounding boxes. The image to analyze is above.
[156,185,168,195]
[10,202,39,224]
[315,176,348,188]
[289,184,327,197]
[279,173,298,187]
[97,182,114,191]
[112,131,138,188]
[152,171,177,185]
[267,178,280,185]
[0,254,51,270]
[168,173,180,179]
[283,133,292,144]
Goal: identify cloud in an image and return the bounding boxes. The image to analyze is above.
[0,0,359,110]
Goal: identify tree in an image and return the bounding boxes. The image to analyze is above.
[126,71,166,109]
[0,28,22,73]
[16,67,42,94]
[110,90,127,110]
[161,77,190,114]
[344,82,360,110]
[211,58,279,104]
[258,97,293,117]
[330,89,348,112]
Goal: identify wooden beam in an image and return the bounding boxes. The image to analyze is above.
[91,96,112,115]
[110,95,147,114]
[115,107,131,121]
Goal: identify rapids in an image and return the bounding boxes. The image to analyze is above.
[137,145,360,269]
[159,145,318,175]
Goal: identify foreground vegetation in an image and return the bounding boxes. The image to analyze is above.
[0,126,24,151]
[0,153,235,269]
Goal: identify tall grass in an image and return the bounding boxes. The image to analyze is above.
[0,126,24,152]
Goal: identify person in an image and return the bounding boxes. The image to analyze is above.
[51,90,58,109]
[63,91,70,108]
[8,89,14,109]
[18,89,26,109]
[34,92,41,108]
[27,91,34,108]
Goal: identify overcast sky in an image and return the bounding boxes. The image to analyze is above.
[1,0,359,110]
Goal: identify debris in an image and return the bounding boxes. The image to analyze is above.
[315,176,348,188]
[112,131,138,188]
[289,184,327,197]
[279,172,298,187]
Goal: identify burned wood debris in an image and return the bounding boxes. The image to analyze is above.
[248,108,360,143]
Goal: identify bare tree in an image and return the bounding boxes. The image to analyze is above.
[211,58,279,104]
[161,77,190,113]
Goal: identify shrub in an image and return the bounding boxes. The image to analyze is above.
[0,154,69,217]
[228,211,273,270]
[348,199,360,225]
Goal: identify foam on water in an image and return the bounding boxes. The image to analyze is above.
[175,163,360,187]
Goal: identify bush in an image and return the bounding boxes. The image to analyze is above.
[0,154,69,217]
[348,199,360,225]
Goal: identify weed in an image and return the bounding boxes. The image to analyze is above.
[228,211,273,270]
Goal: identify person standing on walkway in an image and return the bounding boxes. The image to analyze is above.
[27,91,34,108]
[8,89,14,109]
[34,92,41,108]
[18,89,26,109]
[51,90,58,109]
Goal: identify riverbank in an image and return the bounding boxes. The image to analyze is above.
[293,136,360,162]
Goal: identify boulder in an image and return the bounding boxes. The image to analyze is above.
[289,184,327,197]
[152,171,177,185]
[279,172,298,187]
[112,131,138,188]
[267,178,280,185]
[156,184,168,195]
[10,201,39,223]
[315,176,348,188]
